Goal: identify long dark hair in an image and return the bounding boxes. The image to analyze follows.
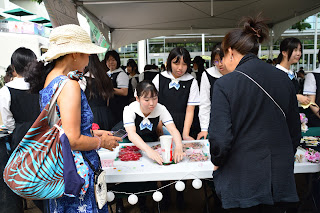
[11,47,37,77]
[193,56,205,73]
[84,54,114,100]
[222,13,269,56]
[127,59,139,74]
[24,57,63,93]
[166,47,192,73]
[276,37,302,64]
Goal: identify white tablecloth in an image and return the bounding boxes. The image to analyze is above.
[98,140,320,183]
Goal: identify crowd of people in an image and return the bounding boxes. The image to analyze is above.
[0,13,319,213]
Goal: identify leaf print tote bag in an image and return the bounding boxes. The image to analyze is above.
[3,78,85,199]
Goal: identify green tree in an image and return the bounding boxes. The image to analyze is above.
[291,19,312,31]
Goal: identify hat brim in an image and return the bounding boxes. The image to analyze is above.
[43,42,106,62]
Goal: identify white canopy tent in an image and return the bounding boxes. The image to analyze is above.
[10,0,320,49]
[74,0,320,49]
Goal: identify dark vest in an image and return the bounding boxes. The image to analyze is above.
[158,74,193,134]
[143,71,159,81]
[134,114,159,142]
[109,71,129,126]
[205,71,219,101]
[128,76,139,103]
[291,78,300,94]
[8,87,40,150]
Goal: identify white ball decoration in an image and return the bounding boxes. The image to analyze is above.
[152,191,163,202]
[175,181,185,192]
[106,191,115,202]
[128,194,138,205]
[192,179,202,189]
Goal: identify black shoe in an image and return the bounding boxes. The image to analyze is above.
[116,199,125,213]
[176,191,185,210]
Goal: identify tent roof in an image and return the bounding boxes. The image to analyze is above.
[77,0,320,48]
[3,8,34,16]
[44,23,52,28]
[29,17,50,24]
[3,17,22,22]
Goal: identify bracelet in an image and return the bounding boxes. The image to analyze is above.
[94,136,101,150]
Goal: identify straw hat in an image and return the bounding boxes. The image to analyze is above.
[43,24,106,62]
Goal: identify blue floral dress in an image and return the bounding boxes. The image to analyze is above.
[39,75,108,213]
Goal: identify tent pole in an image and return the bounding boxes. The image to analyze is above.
[313,13,318,70]
[202,34,205,56]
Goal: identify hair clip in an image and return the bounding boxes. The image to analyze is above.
[251,27,261,38]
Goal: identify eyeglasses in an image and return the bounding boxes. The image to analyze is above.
[213,59,223,65]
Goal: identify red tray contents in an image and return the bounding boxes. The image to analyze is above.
[118,146,142,161]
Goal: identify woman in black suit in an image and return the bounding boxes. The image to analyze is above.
[209,15,301,213]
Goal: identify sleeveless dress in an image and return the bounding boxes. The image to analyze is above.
[39,75,108,213]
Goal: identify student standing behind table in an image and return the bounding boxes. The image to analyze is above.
[102,50,129,129]
[191,56,205,85]
[139,64,159,82]
[152,47,200,140]
[121,80,185,212]
[276,37,311,106]
[209,15,300,212]
[0,47,39,213]
[303,50,320,127]
[124,80,184,165]
[80,54,114,130]
[197,43,230,140]
[126,59,139,102]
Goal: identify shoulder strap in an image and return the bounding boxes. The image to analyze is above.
[235,70,286,119]
[81,152,101,174]
[48,79,70,127]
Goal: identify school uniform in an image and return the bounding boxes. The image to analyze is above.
[128,74,139,102]
[123,101,173,142]
[152,71,200,134]
[303,67,320,126]
[129,74,139,92]
[0,78,40,150]
[191,68,202,86]
[139,69,159,82]
[276,64,299,94]
[199,66,223,132]
[108,68,129,128]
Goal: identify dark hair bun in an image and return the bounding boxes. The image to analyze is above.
[241,13,269,43]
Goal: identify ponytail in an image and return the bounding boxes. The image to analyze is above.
[25,60,57,93]
[276,53,283,65]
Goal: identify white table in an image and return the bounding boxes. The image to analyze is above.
[294,147,320,173]
[98,140,320,183]
[99,140,213,183]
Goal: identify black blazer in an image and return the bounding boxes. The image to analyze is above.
[209,53,301,209]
